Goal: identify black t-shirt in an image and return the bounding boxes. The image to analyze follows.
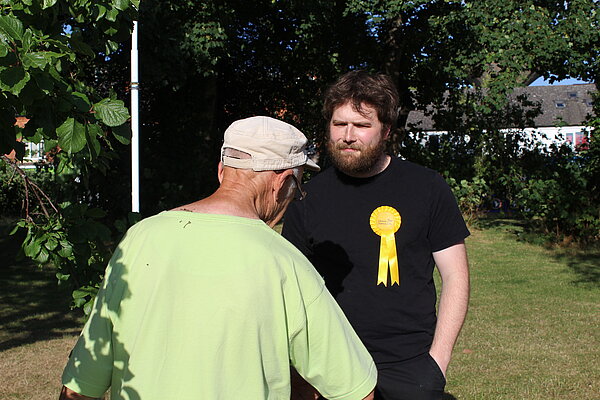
[282,157,470,364]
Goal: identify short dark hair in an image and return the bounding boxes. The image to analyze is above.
[322,70,400,129]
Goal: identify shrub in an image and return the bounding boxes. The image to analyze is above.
[447,176,489,226]
[0,161,23,216]
[512,152,600,244]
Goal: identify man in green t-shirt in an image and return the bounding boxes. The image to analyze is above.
[59,116,376,400]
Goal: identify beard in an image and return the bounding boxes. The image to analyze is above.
[326,136,387,176]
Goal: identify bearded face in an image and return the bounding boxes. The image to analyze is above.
[326,134,387,175]
[327,102,389,177]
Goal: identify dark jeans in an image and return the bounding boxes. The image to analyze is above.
[374,353,446,400]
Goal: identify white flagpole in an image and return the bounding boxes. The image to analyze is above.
[131,21,140,213]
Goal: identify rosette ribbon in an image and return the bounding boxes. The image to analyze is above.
[370,206,401,286]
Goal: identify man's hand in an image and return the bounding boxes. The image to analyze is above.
[59,386,98,400]
[290,368,320,400]
[362,390,375,400]
[290,368,375,400]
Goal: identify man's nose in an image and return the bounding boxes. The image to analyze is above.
[343,125,356,142]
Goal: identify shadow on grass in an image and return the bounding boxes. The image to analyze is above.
[475,216,600,287]
[443,393,458,400]
[0,218,83,351]
[473,216,527,232]
[553,250,600,287]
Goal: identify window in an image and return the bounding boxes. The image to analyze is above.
[566,132,589,151]
[24,141,45,163]
[555,101,566,108]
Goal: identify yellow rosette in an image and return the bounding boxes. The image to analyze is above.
[370,206,401,286]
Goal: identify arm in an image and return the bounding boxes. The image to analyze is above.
[430,241,470,376]
[289,280,377,400]
[291,367,320,400]
[59,386,98,400]
[290,368,374,400]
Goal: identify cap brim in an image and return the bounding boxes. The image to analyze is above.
[305,158,320,172]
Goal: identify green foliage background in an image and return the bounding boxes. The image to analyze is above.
[1,0,598,311]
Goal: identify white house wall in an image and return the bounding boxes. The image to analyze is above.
[409,125,590,151]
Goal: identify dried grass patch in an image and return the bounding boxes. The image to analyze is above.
[0,335,78,400]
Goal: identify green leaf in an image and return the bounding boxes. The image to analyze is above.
[21,52,59,69]
[47,63,62,81]
[106,8,119,22]
[73,297,86,307]
[112,123,131,144]
[35,247,49,263]
[0,15,24,42]
[72,289,90,299]
[56,272,71,281]
[44,237,58,250]
[42,0,58,9]
[113,0,130,11]
[21,29,33,53]
[87,122,104,138]
[57,117,86,153]
[95,4,107,20]
[9,224,21,235]
[103,26,118,36]
[32,71,54,93]
[69,36,94,57]
[44,37,71,55]
[0,66,30,95]
[55,58,62,73]
[93,98,130,127]
[23,237,41,258]
[18,78,45,105]
[71,91,91,112]
[105,39,119,54]
[85,124,101,158]
[73,286,97,303]
[58,241,73,258]
[0,42,8,57]
[83,300,93,315]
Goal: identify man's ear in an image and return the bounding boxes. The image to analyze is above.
[217,162,225,184]
[273,170,294,202]
[382,126,391,140]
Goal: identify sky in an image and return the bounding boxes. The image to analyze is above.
[530,77,593,86]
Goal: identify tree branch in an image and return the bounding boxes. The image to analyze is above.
[1,155,59,220]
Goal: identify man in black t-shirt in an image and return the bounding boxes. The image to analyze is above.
[283,71,470,400]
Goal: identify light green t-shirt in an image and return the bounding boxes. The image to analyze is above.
[62,211,376,399]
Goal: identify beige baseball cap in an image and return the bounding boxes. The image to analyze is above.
[221,116,320,172]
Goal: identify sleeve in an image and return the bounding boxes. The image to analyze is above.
[428,173,471,252]
[61,283,114,398]
[282,199,312,257]
[289,284,377,400]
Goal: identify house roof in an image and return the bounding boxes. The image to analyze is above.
[406,83,597,131]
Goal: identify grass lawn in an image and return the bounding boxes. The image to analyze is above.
[0,219,83,400]
[443,219,600,399]
[1,217,598,399]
